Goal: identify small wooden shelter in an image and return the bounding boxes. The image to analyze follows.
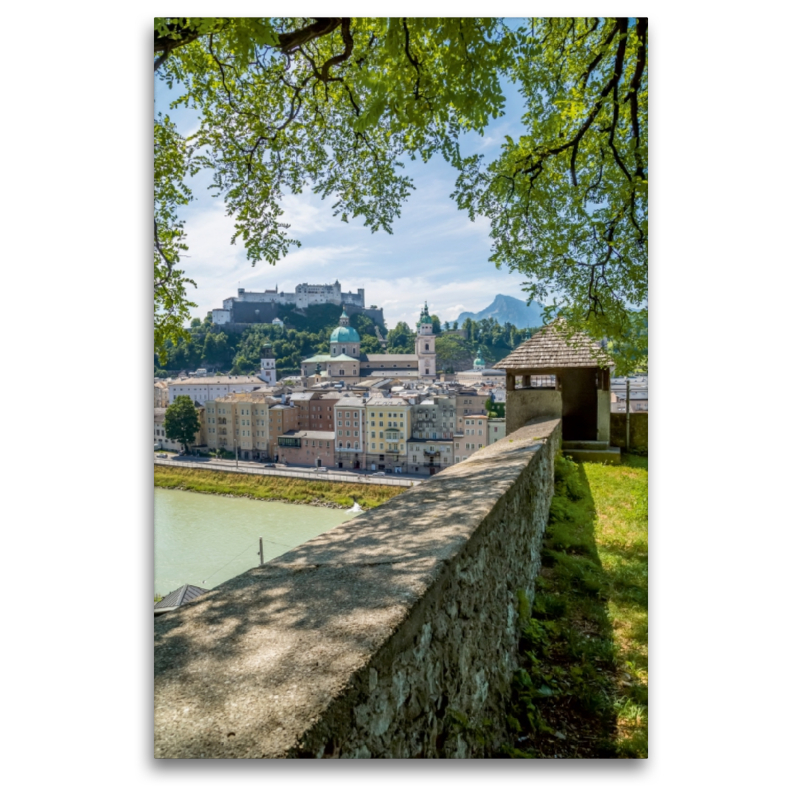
[154,584,208,616]
[495,321,618,459]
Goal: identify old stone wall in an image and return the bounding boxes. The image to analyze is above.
[154,417,561,758]
[610,411,648,451]
[506,388,562,435]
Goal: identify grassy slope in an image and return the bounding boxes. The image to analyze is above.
[504,453,648,758]
[154,465,407,509]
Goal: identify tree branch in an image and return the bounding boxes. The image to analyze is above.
[277,18,342,54]
[402,18,422,99]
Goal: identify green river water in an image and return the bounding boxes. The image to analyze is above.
[154,488,352,597]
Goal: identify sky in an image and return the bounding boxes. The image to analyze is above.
[154,59,534,330]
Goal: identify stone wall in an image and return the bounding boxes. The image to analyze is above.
[154,416,561,758]
[506,388,562,435]
[610,411,648,451]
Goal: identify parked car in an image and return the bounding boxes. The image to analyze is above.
[316,467,327,472]
[156,453,168,459]
[370,471,386,477]
[262,463,275,469]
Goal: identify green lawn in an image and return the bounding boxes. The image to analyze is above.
[154,465,407,509]
[504,453,648,758]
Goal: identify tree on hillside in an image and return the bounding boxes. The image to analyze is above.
[386,321,413,354]
[435,334,473,373]
[164,396,201,454]
[154,17,647,371]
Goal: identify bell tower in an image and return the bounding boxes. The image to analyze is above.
[259,341,277,385]
[415,301,437,378]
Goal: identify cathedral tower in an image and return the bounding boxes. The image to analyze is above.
[415,301,437,378]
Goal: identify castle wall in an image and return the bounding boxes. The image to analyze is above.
[154,417,561,758]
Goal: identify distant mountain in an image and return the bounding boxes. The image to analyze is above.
[455,294,544,329]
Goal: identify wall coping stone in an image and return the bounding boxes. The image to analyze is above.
[154,416,561,758]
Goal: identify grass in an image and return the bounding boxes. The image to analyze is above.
[154,465,407,509]
[503,452,648,759]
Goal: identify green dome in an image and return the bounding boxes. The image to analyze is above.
[417,300,433,327]
[473,347,486,369]
[330,325,360,343]
[330,308,360,343]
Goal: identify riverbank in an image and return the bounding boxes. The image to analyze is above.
[154,465,407,509]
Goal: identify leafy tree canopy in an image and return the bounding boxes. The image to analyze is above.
[164,395,201,452]
[154,17,647,372]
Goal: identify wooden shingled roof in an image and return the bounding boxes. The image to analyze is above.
[494,320,615,371]
[154,584,207,613]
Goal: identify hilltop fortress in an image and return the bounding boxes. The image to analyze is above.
[211,281,384,327]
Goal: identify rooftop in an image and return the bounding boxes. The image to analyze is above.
[172,376,266,385]
[494,320,614,371]
[279,430,337,440]
[212,393,279,405]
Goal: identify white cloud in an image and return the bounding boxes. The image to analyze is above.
[280,193,340,235]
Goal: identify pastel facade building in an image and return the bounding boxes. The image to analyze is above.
[204,393,279,459]
[276,430,337,468]
[168,375,267,407]
[365,396,411,472]
[334,396,367,470]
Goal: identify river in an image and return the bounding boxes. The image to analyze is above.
[155,488,352,597]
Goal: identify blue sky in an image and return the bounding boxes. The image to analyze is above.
[155,60,534,329]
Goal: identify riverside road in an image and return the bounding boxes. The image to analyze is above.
[154,454,424,488]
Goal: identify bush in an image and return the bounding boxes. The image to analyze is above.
[548,496,574,523]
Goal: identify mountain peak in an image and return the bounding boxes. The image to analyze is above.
[454,294,543,329]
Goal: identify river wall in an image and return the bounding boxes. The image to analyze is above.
[154,416,561,758]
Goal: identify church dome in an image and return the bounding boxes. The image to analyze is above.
[417,301,433,327]
[330,308,360,343]
[473,347,486,370]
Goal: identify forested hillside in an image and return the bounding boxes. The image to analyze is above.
[154,303,539,377]
[155,303,386,376]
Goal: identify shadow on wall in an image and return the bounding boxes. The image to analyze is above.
[154,425,557,758]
